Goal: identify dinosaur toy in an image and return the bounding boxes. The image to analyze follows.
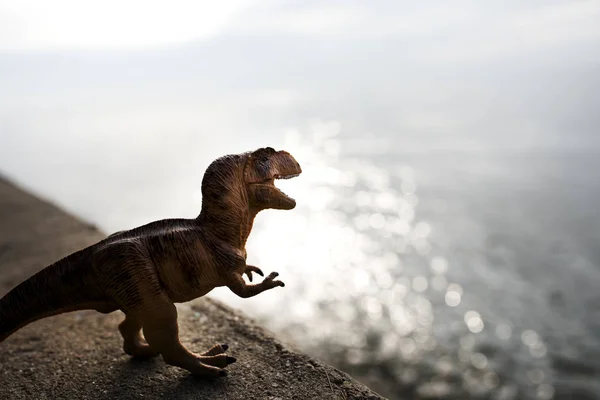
[0,147,301,377]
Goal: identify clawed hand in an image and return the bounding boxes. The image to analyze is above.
[263,271,285,287]
[244,265,285,287]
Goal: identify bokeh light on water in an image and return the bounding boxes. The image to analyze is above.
[212,121,557,399]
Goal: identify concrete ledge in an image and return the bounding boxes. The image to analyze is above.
[0,177,384,400]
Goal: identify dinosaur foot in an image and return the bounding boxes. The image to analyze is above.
[196,353,237,369]
[193,343,236,369]
[201,343,229,356]
[164,352,236,378]
[184,344,236,377]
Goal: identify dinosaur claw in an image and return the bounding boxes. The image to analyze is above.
[226,356,237,364]
[219,370,228,377]
[266,272,279,280]
[221,343,229,351]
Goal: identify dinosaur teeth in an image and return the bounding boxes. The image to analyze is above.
[275,173,299,180]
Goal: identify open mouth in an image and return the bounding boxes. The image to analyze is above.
[266,173,300,201]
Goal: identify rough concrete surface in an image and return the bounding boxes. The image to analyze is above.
[0,176,385,399]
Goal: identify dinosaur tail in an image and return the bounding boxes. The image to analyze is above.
[0,248,105,342]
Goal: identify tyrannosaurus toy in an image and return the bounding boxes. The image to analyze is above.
[0,147,301,377]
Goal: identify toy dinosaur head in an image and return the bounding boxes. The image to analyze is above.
[244,147,302,210]
[200,147,302,214]
[199,147,301,244]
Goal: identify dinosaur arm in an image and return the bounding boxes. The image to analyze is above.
[226,271,284,298]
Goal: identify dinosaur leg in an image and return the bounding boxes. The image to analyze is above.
[119,313,159,357]
[140,297,234,377]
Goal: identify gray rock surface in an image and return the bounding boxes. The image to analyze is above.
[0,176,385,399]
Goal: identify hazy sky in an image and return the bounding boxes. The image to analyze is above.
[1,0,599,229]
[1,1,599,50]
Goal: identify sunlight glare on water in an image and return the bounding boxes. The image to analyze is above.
[210,121,555,399]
